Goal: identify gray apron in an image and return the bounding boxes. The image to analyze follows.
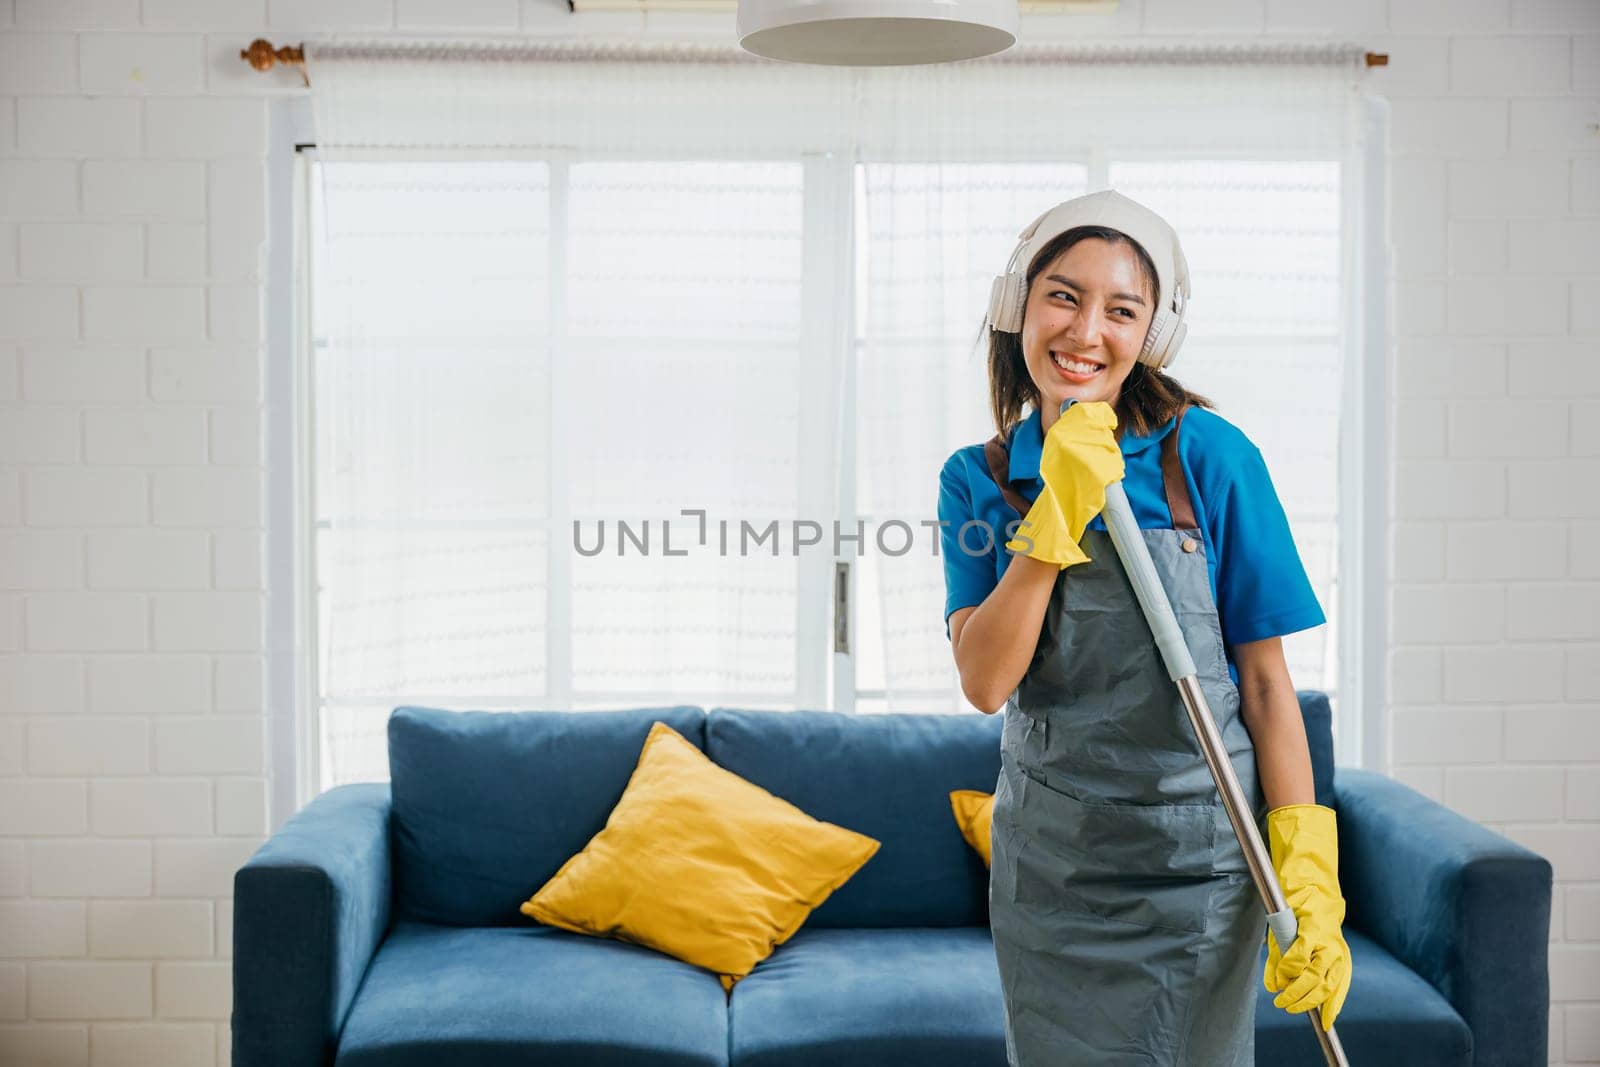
[983,409,1266,1066]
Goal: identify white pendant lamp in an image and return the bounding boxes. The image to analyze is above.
[737,0,1017,65]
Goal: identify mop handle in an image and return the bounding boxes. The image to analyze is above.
[1100,479,1350,1067]
[1102,482,1196,684]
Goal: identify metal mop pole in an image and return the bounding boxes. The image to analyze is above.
[1101,479,1351,1067]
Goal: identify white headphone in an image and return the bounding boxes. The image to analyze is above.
[985,189,1191,371]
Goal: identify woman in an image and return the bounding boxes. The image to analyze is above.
[937,190,1352,1065]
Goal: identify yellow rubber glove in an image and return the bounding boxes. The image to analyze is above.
[1004,401,1124,569]
[1263,803,1353,1031]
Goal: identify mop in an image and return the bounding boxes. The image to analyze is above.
[1089,403,1352,1067]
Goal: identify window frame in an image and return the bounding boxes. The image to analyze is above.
[266,95,1387,822]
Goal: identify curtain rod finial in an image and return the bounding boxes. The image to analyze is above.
[240,38,305,71]
[240,38,308,86]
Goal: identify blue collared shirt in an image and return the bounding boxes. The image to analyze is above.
[937,406,1325,680]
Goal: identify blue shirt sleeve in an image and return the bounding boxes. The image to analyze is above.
[938,452,998,637]
[1210,444,1327,647]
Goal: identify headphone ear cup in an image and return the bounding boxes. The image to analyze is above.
[1140,310,1171,367]
[1161,320,1187,369]
[1005,272,1027,332]
[1141,311,1186,370]
[987,271,1025,333]
[986,274,1008,332]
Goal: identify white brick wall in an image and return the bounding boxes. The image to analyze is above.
[1374,2,1600,1057]
[0,1,1595,1064]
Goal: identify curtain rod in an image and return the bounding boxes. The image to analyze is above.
[241,37,1389,76]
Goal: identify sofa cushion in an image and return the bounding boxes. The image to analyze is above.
[1255,929,1472,1065]
[949,789,994,866]
[388,705,705,926]
[521,720,880,991]
[726,926,1006,1067]
[334,920,729,1067]
[706,709,1003,927]
[724,926,1469,1067]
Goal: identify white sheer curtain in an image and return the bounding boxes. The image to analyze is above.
[847,56,1361,712]
[306,45,862,786]
[303,42,1367,783]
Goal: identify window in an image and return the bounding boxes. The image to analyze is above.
[290,57,1374,793]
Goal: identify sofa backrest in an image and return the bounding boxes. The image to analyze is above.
[1299,689,1336,809]
[385,692,1336,930]
[705,693,1335,928]
[388,704,707,926]
[706,708,1004,928]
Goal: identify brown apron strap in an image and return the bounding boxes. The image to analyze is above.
[1161,407,1197,531]
[983,433,1033,519]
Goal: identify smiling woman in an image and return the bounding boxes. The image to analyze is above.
[939,189,1346,1065]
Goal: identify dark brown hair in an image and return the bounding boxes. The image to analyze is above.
[985,225,1214,439]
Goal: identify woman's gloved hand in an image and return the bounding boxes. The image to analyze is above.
[1004,401,1124,569]
[1263,803,1353,1030]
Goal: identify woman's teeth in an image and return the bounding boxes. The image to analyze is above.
[1052,353,1102,375]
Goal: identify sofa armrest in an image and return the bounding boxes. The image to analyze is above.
[232,783,392,1067]
[1335,769,1552,1066]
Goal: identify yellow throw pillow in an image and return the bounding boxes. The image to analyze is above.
[950,790,995,867]
[520,720,880,992]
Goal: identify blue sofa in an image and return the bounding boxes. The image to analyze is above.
[233,692,1551,1066]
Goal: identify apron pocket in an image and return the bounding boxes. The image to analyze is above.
[1012,770,1219,936]
[1000,705,1048,771]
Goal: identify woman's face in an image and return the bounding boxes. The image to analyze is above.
[1020,237,1155,423]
